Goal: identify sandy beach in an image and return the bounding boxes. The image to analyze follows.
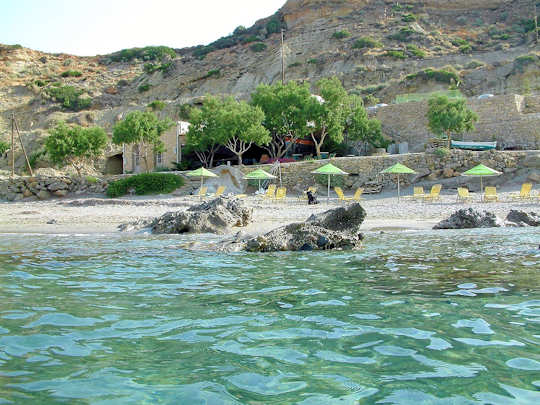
[0,185,538,236]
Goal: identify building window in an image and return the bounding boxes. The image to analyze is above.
[155,152,163,166]
[133,145,140,168]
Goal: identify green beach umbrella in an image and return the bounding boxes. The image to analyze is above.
[380,163,416,200]
[311,163,348,204]
[244,168,276,191]
[186,167,218,197]
[461,164,501,193]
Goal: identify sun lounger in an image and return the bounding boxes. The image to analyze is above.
[192,186,207,199]
[483,186,498,202]
[273,187,287,202]
[404,186,425,201]
[209,185,225,198]
[351,188,364,201]
[334,186,352,202]
[261,184,276,200]
[422,184,442,202]
[457,187,472,203]
[509,183,533,201]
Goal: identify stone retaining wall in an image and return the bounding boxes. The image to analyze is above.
[240,150,539,193]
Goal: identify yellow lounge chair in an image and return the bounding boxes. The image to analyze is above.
[261,184,276,200]
[212,185,226,198]
[334,186,352,202]
[457,187,472,203]
[509,183,533,201]
[483,186,498,202]
[351,187,364,201]
[273,187,287,203]
[423,184,442,202]
[404,186,425,201]
[192,186,207,199]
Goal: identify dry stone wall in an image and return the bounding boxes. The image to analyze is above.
[373,95,540,152]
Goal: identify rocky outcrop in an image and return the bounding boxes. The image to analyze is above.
[505,210,540,227]
[434,208,502,229]
[150,197,252,234]
[243,203,366,252]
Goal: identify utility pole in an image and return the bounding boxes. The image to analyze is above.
[10,114,15,177]
[281,29,285,85]
[534,0,538,44]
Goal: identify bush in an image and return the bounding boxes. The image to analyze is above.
[241,35,259,44]
[6,44,23,50]
[459,44,472,53]
[332,30,351,39]
[401,13,416,22]
[108,46,176,63]
[138,83,151,92]
[406,44,425,58]
[86,176,98,184]
[117,79,129,87]
[250,42,267,52]
[106,173,184,197]
[388,27,416,42]
[266,18,281,35]
[405,68,460,84]
[144,62,173,74]
[29,148,46,168]
[465,60,485,69]
[234,25,247,35]
[288,62,302,68]
[193,45,215,59]
[34,79,47,87]
[203,69,220,79]
[61,70,82,78]
[385,50,407,59]
[46,85,92,111]
[352,37,382,49]
[433,147,450,158]
[0,140,9,155]
[147,100,166,111]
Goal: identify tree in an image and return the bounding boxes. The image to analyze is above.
[45,122,108,176]
[346,95,386,149]
[185,97,225,168]
[251,81,314,159]
[220,97,270,165]
[307,77,350,158]
[427,95,478,148]
[112,110,173,172]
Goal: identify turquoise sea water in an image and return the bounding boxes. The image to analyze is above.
[0,228,539,404]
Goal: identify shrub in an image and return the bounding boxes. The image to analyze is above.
[459,44,472,53]
[29,148,47,168]
[86,176,98,184]
[61,70,82,78]
[234,25,247,35]
[513,54,538,72]
[193,45,215,59]
[406,44,425,58]
[385,50,407,59]
[266,18,281,35]
[108,46,176,63]
[465,60,485,69]
[352,37,382,49]
[147,100,166,111]
[106,173,184,197]
[241,35,259,44]
[405,68,460,84]
[433,147,450,158]
[144,62,173,74]
[117,79,129,87]
[176,103,192,120]
[332,30,351,39]
[288,62,301,68]
[138,83,151,93]
[34,79,47,87]
[388,27,416,42]
[401,13,416,22]
[203,69,220,79]
[46,85,92,111]
[0,140,9,155]
[250,42,267,52]
[6,44,23,50]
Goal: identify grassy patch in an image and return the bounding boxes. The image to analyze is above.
[406,44,425,58]
[46,85,92,111]
[385,50,407,59]
[352,37,382,49]
[138,83,152,93]
[405,68,460,84]
[250,42,267,52]
[60,70,82,78]
[332,30,351,39]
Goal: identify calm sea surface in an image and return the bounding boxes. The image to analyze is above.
[0,228,539,404]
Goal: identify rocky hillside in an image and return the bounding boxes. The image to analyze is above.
[1,0,539,171]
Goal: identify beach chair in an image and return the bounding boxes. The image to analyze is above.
[404,186,425,201]
[509,183,533,201]
[273,187,287,203]
[351,187,364,201]
[297,186,318,202]
[422,184,442,202]
[210,185,226,198]
[261,184,276,200]
[483,186,498,202]
[192,186,207,199]
[457,187,472,203]
[334,186,352,202]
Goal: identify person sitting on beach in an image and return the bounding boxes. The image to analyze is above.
[307,190,319,205]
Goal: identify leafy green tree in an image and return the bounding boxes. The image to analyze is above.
[220,97,270,165]
[307,77,350,159]
[346,95,386,149]
[427,95,478,148]
[45,122,108,176]
[0,140,9,155]
[185,97,226,168]
[251,81,315,159]
[112,110,173,172]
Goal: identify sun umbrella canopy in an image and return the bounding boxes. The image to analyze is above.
[461,164,501,177]
[244,168,276,180]
[186,167,218,178]
[311,163,348,175]
[380,163,416,174]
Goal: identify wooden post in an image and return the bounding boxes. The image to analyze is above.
[534,1,538,44]
[281,29,285,85]
[10,114,15,177]
[13,115,34,177]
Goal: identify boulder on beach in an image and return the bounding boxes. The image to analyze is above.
[433,208,502,229]
[242,203,366,252]
[505,210,540,227]
[150,197,252,234]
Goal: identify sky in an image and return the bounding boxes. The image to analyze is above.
[0,0,286,56]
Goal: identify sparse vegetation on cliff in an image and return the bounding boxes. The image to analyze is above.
[106,46,176,63]
[352,37,382,49]
[46,85,92,111]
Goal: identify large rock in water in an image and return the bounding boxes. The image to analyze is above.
[244,203,366,252]
[505,210,540,227]
[433,208,502,229]
[151,197,252,234]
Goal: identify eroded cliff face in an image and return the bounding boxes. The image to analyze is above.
[0,0,538,171]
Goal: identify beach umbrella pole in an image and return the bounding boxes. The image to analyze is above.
[397,174,400,201]
[327,175,330,204]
